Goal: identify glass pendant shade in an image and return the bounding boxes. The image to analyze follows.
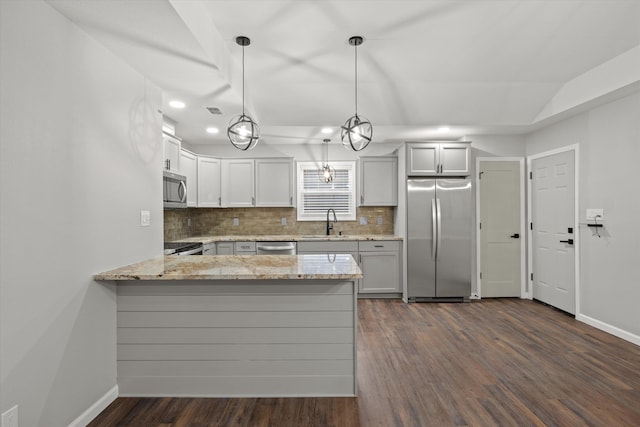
[341,114,372,151]
[227,113,260,151]
[318,138,335,183]
[319,163,336,183]
[228,36,259,150]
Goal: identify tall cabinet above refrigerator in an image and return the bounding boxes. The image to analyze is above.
[405,142,472,301]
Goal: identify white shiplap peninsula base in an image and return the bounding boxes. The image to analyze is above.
[94,255,362,397]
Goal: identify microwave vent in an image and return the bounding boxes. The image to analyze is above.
[206,106,223,115]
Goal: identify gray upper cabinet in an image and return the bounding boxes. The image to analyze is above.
[197,156,221,207]
[179,149,197,207]
[359,156,397,206]
[407,142,470,176]
[255,158,294,207]
[221,159,255,207]
[163,133,181,173]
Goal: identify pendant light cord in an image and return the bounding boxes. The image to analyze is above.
[354,43,358,117]
[242,44,245,116]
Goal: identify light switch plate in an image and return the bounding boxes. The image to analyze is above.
[281,217,287,226]
[377,215,383,225]
[140,210,150,227]
[233,218,239,226]
[359,216,368,225]
[586,208,604,220]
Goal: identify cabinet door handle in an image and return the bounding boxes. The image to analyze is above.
[252,196,255,206]
[361,194,364,204]
[510,234,520,239]
[374,245,384,248]
[218,197,221,206]
[290,196,293,205]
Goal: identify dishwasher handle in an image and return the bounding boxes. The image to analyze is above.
[257,244,296,251]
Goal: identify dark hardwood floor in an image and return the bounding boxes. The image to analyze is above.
[89,299,640,426]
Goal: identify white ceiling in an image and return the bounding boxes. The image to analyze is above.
[48,0,640,146]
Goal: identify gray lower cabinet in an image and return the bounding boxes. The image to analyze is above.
[235,241,257,255]
[358,241,401,294]
[216,242,234,255]
[298,240,401,294]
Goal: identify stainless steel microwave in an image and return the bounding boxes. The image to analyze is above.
[163,171,187,209]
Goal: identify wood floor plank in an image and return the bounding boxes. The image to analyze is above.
[89,299,640,426]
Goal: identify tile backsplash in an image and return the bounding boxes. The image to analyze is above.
[164,207,395,241]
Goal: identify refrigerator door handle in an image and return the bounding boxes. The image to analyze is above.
[436,198,442,261]
[431,198,437,261]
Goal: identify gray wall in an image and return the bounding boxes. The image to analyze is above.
[525,92,640,338]
[0,1,163,426]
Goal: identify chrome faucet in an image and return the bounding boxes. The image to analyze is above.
[326,208,338,235]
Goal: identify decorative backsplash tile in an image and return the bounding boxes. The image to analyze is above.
[164,207,395,241]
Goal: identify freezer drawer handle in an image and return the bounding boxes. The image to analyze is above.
[559,239,574,245]
[510,233,520,238]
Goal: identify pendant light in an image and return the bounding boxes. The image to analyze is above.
[227,36,260,150]
[319,138,336,183]
[341,36,372,151]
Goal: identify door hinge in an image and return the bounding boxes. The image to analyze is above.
[530,222,533,230]
[531,273,534,281]
[529,171,532,179]
[479,171,484,180]
[479,272,482,279]
[479,222,482,230]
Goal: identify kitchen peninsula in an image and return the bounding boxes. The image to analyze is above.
[94,254,362,397]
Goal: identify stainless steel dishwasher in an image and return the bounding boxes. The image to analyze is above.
[256,241,297,255]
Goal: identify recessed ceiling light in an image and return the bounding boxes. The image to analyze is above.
[206,127,219,134]
[169,100,185,109]
[321,128,333,134]
[437,126,450,133]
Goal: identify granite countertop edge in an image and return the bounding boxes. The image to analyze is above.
[94,254,363,282]
[172,234,403,244]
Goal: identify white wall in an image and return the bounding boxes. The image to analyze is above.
[0,2,163,426]
[525,92,640,340]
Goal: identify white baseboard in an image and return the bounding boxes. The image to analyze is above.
[577,314,640,346]
[68,385,118,427]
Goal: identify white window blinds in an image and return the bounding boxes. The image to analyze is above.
[296,161,356,221]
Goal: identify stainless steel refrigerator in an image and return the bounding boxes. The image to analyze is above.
[407,178,472,300]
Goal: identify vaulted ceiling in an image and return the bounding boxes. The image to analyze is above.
[49,0,640,145]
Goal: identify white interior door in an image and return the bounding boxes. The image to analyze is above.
[531,150,576,314]
[479,160,522,298]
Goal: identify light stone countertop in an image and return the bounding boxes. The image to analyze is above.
[94,254,362,281]
[172,234,403,244]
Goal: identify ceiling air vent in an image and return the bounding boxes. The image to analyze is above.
[205,106,223,115]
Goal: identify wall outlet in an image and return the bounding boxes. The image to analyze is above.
[232,218,239,226]
[377,215,383,225]
[140,210,150,227]
[1,405,19,427]
[586,208,604,221]
[281,217,287,226]
[359,216,368,225]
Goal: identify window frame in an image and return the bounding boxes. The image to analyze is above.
[296,161,357,221]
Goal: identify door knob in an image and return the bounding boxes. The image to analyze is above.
[560,239,574,245]
[510,233,520,238]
